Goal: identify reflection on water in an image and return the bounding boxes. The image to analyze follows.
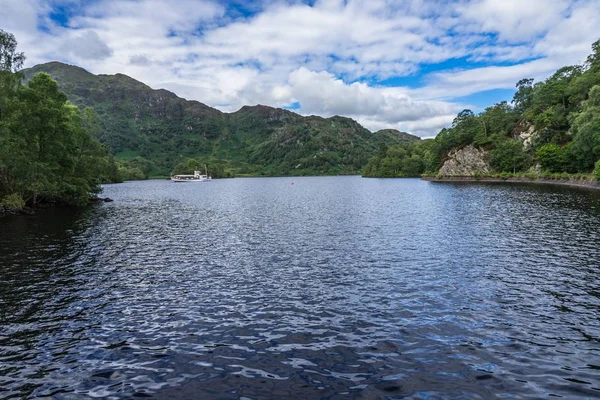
[1,177,599,399]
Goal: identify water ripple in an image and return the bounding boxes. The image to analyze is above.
[1,177,599,399]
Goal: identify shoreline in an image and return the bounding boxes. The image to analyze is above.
[421,176,600,190]
[0,197,113,218]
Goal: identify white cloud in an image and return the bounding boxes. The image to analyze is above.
[279,67,461,125]
[456,0,571,42]
[77,0,224,34]
[129,54,152,66]
[534,1,600,60]
[59,30,112,60]
[417,58,560,100]
[0,0,42,34]
[416,0,600,100]
[359,114,457,138]
[3,0,599,137]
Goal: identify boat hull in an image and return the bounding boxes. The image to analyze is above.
[171,178,206,182]
[170,177,212,182]
[170,170,212,182]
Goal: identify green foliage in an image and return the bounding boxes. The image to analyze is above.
[117,163,145,181]
[536,143,568,172]
[1,73,116,205]
[0,193,25,211]
[513,78,534,113]
[113,157,153,181]
[363,141,428,177]
[241,118,418,176]
[525,65,584,145]
[0,29,25,73]
[367,100,520,178]
[449,109,481,148]
[594,160,600,181]
[490,139,527,173]
[568,85,600,172]
[0,31,117,208]
[586,39,600,70]
[481,101,520,137]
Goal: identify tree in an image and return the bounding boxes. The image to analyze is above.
[402,153,425,176]
[513,78,534,112]
[452,109,475,128]
[117,157,152,180]
[526,66,583,145]
[6,73,71,204]
[490,139,527,173]
[0,33,116,209]
[0,31,24,124]
[585,39,600,70]
[474,101,519,147]
[361,142,427,178]
[82,106,102,138]
[0,29,25,73]
[5,73,115,205]
[569,85,600,171]
[536,143,568,173]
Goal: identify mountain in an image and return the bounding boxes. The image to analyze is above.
[23,62,419,177]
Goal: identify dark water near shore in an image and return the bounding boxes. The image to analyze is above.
[1,177,600,399]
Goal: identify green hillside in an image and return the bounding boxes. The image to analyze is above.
[24,63,419,177]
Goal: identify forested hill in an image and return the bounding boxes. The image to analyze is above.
[24,62,419,178]
[364,40,600,180]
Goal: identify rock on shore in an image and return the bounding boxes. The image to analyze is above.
[438,145,491,176]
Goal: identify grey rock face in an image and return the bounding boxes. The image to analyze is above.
[439,145,491,176]
[512,120,538,149]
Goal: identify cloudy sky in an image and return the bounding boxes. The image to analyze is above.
[1,0,599,136]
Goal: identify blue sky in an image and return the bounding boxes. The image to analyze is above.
[1,0,599,136]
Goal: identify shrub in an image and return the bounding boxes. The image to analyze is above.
[525,170,539,179]
[595,160,600,181]
[490,139,526,173]
[0,193,26,211]
[536,143,568,172]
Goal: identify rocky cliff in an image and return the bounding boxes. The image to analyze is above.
[511,120,538,149]
[438,145,491,176]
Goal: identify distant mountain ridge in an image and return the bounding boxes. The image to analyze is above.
[24,62,419,176]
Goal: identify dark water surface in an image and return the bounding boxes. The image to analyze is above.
[1,177,600,399]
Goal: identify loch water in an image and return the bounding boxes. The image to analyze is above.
[1,176,600,399]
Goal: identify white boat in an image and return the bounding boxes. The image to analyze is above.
[170,169,212,182]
